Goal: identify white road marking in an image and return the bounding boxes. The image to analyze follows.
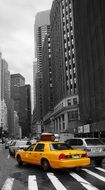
[95,167,105,173]
[82,168,105,182]
[28,175,38,190]
[47,172,67,190]
[70,172,99,190]
[1,178,14,190]
[8,155,10,159]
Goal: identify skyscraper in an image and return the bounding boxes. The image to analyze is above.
[42,34,53,117]
[10,74,31,137]
[19,85,31,137]
[34,10,50,71]
[34,10,51,129]
[43,0,79,133]
[0,53,10,135]
[72,0,105,136]
[33,60,37,108]
[1,56,10,106]
[0,52,2,128]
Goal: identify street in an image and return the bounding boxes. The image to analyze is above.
[0,143,105,190]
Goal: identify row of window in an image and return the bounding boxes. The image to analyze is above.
[67,97,78,106]
[68,110,78,121]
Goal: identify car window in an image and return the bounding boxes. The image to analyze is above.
[85,139,104,145]
[50,143,70,150]
[26,144,35,151]
[34,144,45,152]
[69,139,78,145]
[16,141,27,146]
[77,139,83,145]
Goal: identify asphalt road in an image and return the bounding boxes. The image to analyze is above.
[0,143,105,190]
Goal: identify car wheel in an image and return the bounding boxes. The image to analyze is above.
[94,159,102,166]
[41,159,50,171]
[17,155,23,166]
[13,150,16,157]
[9,149,12,156]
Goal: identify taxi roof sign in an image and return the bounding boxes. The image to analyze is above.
[40,133,56,141]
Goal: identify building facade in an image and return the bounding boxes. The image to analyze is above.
[34,10,51,132]
[1,100,7,131]
[42,34,53,117]
[0,53,1,129]
[19,85,31,137]
[43,0,80,133]
[72,0,105,137]
[0,53,10,136]
[10,74,31,137]
[33,60,37,108]
[1,56,10,106]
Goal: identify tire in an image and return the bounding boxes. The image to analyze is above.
[17,155,23,166]
[94,159,102,167]
[41,159,50,171]
[13,150,16,157]
[9,149,12,156]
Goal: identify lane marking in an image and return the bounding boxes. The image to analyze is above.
[47,172,67,190]
[70,172,99,190]
[28,175,38,190]
[95,167,105,173]
[1,178,14,190]
[82,168,105,182]
[8,155,10,159]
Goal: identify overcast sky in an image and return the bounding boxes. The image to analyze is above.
[0,0,53,91]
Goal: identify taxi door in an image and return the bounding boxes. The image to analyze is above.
[23,144,36,163]
[31,143,45,165]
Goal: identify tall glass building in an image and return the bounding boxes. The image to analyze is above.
[34,10,51,129]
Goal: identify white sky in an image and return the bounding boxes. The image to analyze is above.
[0,0,53,93]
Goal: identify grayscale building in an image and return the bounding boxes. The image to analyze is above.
[43,0,80,133]
[0,53,10,136]
[34,10,51,132]
[42,34,53,118]
[72,0,105,137]
[10,74,31,137]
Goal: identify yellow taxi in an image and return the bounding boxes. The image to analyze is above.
[15,141,90,171]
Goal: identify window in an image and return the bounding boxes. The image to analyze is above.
[50,143,69,151]
[35,144,44,151]
[69,139,78,145]
[77,139,83,145]
[73,98,77,105]
[67,99,71,105]
[27,144,35,151]
[85,139,104,145]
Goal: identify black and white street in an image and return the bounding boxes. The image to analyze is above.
[0,143,105,190]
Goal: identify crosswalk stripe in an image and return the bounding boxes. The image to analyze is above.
[47,172,67,190]
[8,155,10,159]
[95,167,105,173]
[1,167,105,190]
[70,172,99,190]
[1,178,14,190]
[82,168,105,182]
[28,176,38,190]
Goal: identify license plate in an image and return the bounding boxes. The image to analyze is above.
[92,148,102,152]
[72,155,80,159]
